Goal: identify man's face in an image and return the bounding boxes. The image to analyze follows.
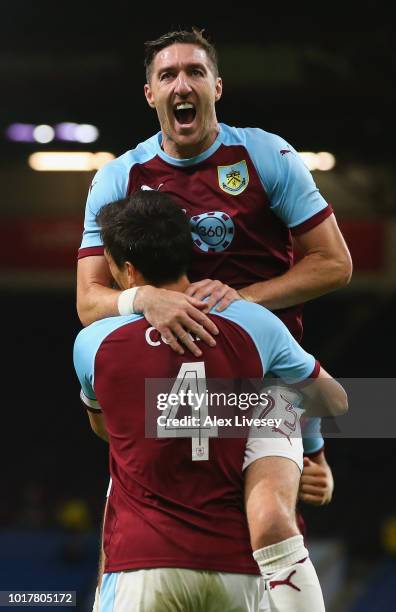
[144,43,222,158]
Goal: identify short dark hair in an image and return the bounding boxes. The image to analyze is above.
[144,27,218,81]
[97,191,193,286]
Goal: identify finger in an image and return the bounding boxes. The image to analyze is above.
[205,287,229,313]
[300,484,327,494]
[301,466,325,476]
[186,296,216,313]
[181,315,217,348]
[185,279,213,297]
[193,282,222,303]
[186,307,219,335]
[173,324,203,357]
[159,329,185,356]
[299,493,324,506]
[301,474,327,486]
[300,484,326,495]
[215,291,238,312]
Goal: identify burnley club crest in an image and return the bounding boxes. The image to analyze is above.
[217,160,249,195]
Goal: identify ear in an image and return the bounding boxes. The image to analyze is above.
[144,83,156,108]
[125,261,138,287]
[214,77,223,102]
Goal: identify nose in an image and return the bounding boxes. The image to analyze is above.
[174,72,192,96]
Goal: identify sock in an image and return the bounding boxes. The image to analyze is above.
[253,535,325,611]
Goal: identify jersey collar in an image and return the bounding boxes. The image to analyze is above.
[155,126,224,167]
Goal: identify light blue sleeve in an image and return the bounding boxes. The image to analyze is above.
[73,315,143,405]
[243,128,329,228]
[302,417,324,455]
[214,301,316,383]
[73,328,97,401]
[80,157,130,250]
[80,137,160,250]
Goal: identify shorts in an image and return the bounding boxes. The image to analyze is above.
[98,567,264,612]
[243,433,303,473]
[243,384,304,473]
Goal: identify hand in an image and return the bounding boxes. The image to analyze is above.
[134,286,219,357]
[185,278,242,313]
[299,454,334,506]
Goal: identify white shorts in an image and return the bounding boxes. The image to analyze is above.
[98,567,264,612]
[243,385,304,473]
[243,433,303,473]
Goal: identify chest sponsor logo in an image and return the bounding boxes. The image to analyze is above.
[190,211,235,253]
[217,160,249,195]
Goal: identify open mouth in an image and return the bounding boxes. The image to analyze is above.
[174,102,196,125]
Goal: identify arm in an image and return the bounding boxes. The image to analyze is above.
[77,256,118,325]
[238,214,352,310]
[299,365,348,417]
[77,256,219,357]
[188,133,352,312]
[188,215,352,312]
[88,410,108,442]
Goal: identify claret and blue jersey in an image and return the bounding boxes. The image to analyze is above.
[73,300,320,575]
[76,126,326,573]
[79,124,333,340]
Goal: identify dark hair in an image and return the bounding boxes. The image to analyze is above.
[144,27,218,81]
[96,191,193,286]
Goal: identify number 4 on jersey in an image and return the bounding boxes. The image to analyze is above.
[156,362,218,461]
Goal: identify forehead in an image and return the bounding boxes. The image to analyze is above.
[152,43,212,71]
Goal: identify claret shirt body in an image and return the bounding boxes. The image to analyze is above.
[74,301,319,575]
[79,124,332,341]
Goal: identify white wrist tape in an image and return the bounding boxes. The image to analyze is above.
[117,287,139,316]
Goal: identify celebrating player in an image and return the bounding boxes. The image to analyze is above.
[75,27,352,608]
[74,191,347,610]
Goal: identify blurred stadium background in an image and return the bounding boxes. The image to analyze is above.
[0,3,395,610]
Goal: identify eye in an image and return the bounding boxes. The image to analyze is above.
[159,72,173,82]
[191,68,204,77]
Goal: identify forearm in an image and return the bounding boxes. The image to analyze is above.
[301,374,348,418]
[77,282,121,326]
[88,412,109,442]
[239,251,350,311]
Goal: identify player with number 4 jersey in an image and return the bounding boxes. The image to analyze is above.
[74,191,347,611]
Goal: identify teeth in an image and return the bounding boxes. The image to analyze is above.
[175,103,194,110]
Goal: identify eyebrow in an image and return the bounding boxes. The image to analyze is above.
[156,61,208,74]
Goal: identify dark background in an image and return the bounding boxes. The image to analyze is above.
[0,3,395,611]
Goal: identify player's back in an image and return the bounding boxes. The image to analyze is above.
[74,297,318,576]
[76,302,266,575]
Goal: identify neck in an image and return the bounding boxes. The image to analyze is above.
[135,275,190,293]
[162,124,220,159]
[158,275,190,293]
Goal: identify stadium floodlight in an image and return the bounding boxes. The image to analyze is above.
[316,152,336,171]
[6,122,100,143]
[5,123,36,142]
[299,152,318,171]
[74,124,99,143]
[33,125,55,144]
[28,151,115,171]
[55,122,79,141]
[55,123,99,142]
[299,151,336,171]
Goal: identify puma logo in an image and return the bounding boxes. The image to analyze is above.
[269,569,300,591]
[141,183,164,191]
